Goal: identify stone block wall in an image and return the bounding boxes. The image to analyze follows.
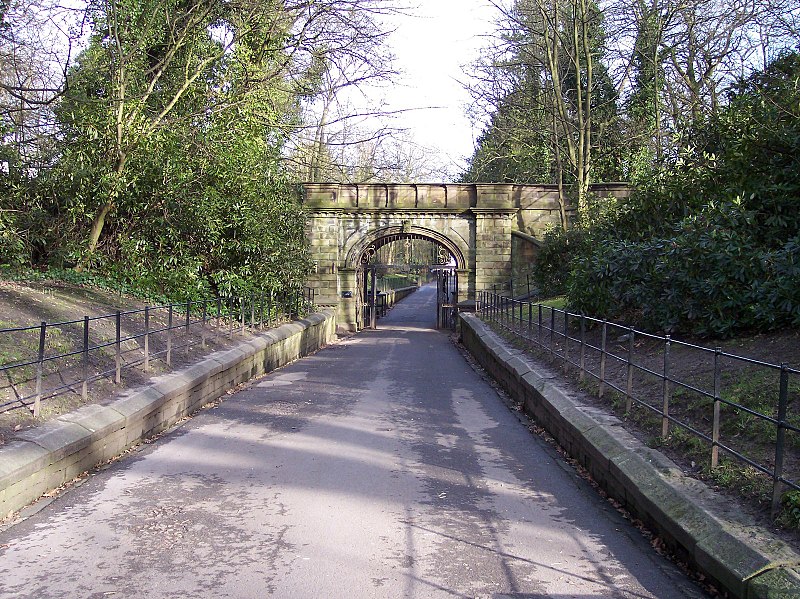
[458,312,800,599]
[511,231,541,296]
[0,310,337,519]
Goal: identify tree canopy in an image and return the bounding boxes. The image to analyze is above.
[0,0,395,298]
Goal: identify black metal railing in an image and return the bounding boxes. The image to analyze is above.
[0,287,316,417]
[477,290,800,514]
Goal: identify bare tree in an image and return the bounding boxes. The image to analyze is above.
[465,0,800,212]
[468,0,620,219]
[0,0,88,168]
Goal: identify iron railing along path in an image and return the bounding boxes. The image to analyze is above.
[477,290,800,516]
[0,287,316,418]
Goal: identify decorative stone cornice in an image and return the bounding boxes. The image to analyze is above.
[301,182,631,212]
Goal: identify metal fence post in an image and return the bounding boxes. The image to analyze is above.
[711,347,722,468]
[166,304,173,367]
[662,335,672,438]
[549,307,555,356]
[201,301,207,349]
[538,304,543,347]
[240,297,245,333]
[251,294,256,328]
[625,327,635,413]
[259,292,265,329]
[186,299,192,356]
[34,321,46,417]
[144,306,150,372]
[228,297,234,339]
[599,320,607,398]
[115,311,122,384]
[579,314,586,383]
[772,364,790,517]
[82,316,89,400]
[527,301,532,341]
[216,297,222,339]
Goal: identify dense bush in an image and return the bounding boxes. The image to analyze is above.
[569,202,800,336]
[531,226,591,298]
[0,3,314,301]
[535,52,800,337]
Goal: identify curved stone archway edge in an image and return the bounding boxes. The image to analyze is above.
[344,224,467,270]
[0,310,337,522]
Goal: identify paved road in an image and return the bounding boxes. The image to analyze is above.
[0,285,705,598]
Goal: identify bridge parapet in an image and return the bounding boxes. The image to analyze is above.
[303,183,529,211]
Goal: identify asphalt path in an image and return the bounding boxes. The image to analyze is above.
[0,284,706,598]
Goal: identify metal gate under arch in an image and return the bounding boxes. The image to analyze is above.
[434,268,458,330]
[356,232,458,330]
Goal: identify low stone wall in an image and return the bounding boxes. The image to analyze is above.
[381,285,417,312]
[459,313,800,599]
[0,309,337,520]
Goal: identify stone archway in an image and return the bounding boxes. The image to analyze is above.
[302,182,629,332]
[302,183,516,332]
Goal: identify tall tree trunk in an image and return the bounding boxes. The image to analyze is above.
[77,153,127,271]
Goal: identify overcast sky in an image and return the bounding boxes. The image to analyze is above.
[380,1,498,175]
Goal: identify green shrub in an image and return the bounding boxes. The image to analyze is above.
[555,52,800,337]
[568,199,800,336]
[532,225,593,298]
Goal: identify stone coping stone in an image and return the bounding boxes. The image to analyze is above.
[243,336,269,353]
[212,346,249,371]
[0,441,51,488]
[57,404,125,440]
[459,312,800,599]
[269,324,296,343]
[505,355,532,380]
[12,420,92,464]
[107,386,169,424]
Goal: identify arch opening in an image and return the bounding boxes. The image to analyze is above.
[346,225,466,271]
[349,227,462,331]
[359,233,456,269]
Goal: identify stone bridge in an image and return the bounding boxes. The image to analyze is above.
[302,182,628,331]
